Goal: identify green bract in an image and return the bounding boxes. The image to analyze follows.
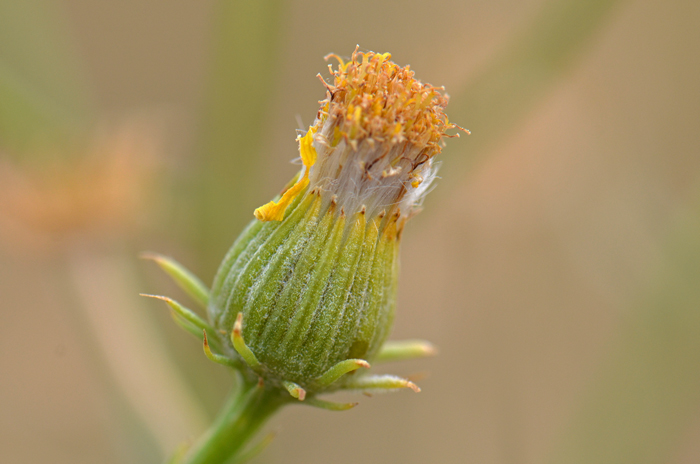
[208,189,400,392]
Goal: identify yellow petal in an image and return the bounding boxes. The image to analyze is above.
[254,177,310,222]
[298,128,317,167]
[254,127,317,222]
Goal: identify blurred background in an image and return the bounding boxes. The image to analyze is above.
[1,0,699,463]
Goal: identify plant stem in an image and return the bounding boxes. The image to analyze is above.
[181,380,288,464]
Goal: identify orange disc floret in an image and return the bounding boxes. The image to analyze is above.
[318,46,465,157]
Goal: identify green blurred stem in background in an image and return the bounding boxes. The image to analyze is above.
[0,0,93,154]
[193,0,286,273]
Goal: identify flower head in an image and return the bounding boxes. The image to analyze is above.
[205,48,463,395]
[255,46,466,230]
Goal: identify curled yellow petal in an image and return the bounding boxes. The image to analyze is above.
[254,177,309,222]
[298,128,317,167]
[254,128,317,222]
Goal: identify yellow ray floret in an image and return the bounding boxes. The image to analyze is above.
[254,128,317,222]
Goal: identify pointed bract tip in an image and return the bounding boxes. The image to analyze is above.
[406,381,421,393]
[139,293,170,302]
[358,360,371,369]
[284,381,307,400]
[138,251,163,261]
[423,343,439,356]
[234,312,244,334]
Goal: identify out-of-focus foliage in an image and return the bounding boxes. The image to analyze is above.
[1,0,699,463]
[447,0,621,174]
[193,0,286,271]
[549,191,700,464]
[0,0,92,154]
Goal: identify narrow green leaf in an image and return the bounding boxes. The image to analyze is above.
[304,397,357,412]
[344,374,420,393]
[142,253,210,309]
[314,359,370,388]
[203,330,240,369]
[140,294,212,332]
[232,313,261,369]
[375,340,438,364]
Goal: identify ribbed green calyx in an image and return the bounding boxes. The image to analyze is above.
[208,188,400,393]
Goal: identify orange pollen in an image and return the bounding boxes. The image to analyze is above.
[319,46,466,159]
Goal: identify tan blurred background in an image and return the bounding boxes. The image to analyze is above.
[1,0,700,463]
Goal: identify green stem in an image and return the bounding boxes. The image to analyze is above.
[181,381,288,464]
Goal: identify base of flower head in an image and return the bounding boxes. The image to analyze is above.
[215,311,425,403]
[144,252,435,407]
[206,187,405,393]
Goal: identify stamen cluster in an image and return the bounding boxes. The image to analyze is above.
[308,47,465,222]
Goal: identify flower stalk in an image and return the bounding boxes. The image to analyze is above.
[178,378,287,464]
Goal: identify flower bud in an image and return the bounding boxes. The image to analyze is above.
[207,48,463,393]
